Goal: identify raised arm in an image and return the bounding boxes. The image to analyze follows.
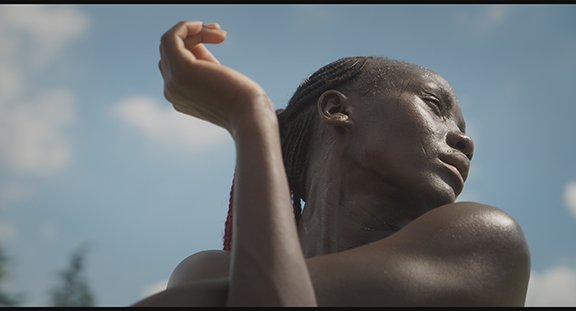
[157,21,316,306]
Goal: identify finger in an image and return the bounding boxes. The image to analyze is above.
[183,27,227,48]
[187,43,221,64]
[159,41,174,79]
[171,20,204,40]
[160,21,204,64]
[202,22,222,30]
[159,28,188,70]
[158,59,168,79]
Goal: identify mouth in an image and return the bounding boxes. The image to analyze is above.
[438,153,470,188]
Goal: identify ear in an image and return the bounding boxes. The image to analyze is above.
[317,90,352,128]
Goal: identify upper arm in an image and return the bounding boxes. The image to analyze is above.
[168,250,230,288]
[306,202,531,307]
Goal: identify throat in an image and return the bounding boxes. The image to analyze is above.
[295,135,417,258]
[297,174,404,258]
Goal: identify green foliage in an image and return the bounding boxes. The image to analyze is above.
[48,245,96,307]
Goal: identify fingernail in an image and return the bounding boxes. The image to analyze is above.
[205,28,227,35]
[203,23,220,29]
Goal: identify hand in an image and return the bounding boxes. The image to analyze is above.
[159,21,274,133]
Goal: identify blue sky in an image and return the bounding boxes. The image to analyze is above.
[0,4,575,306]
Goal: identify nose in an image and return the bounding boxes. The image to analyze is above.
[447,131,474,160]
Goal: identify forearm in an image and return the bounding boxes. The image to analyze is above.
[226,96,317,306]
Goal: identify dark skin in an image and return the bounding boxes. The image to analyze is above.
[133,21,530,307]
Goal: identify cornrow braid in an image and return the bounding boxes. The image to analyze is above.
[280,57,370,219]
[223,56,370,251]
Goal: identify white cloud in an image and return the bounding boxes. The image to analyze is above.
[293,5,335,29]
[454,5,512,35]
[485,5,508,24]
[0,222,16,242]
[526,266,576,306]
[112,96,229,153]
[0,5,89,177]
[0,89,76,175]
[0,5,89,71]
[564,181,576,219]
[141,279,168,298]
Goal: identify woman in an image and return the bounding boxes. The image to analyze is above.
[133,21,530,307]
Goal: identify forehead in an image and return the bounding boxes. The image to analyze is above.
[375,66,466,131]
[402,67,457,99]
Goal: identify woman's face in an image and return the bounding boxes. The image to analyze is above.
[346,68,474,211]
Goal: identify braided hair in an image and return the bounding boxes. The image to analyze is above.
[223,56,375,251]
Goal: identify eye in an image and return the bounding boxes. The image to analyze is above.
[421,94,445,117]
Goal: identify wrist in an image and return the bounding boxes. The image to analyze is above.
[229,94,279,141]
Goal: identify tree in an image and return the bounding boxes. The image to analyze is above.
[0,244,23,306]
[48,244,96,306]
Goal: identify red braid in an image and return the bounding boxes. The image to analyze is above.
[222,174,302,251]
[223,177,234,251]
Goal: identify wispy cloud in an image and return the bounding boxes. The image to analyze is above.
[485,5,509,25]
[526,266,576,306]
[292,5,336,29]
[0,89,76,175]
[0,5,89,177]
[564,181,576,219]
[454,5,512,35]
[112,96,229,153]
[141,279,167,298]
[0,5,89,70]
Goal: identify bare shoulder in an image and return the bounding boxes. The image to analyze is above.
[405,201,531,304]
[167,250,230,288]
[415,201,531,273]
[306,202,531,306]
[405,201,530,255]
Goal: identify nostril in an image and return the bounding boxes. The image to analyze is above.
[456,141,466,151]
[448,131,474,160]
[456,140,473,160]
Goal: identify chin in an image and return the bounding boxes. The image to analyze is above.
[425,182,458,209]
[400,174,459,213]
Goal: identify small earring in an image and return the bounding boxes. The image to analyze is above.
[332,113,349,122]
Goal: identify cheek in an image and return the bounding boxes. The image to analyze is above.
[389,105,444,160]
[409,104,446,154]
[349,101,445,169]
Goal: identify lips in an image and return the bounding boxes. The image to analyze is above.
[439,152,470,183]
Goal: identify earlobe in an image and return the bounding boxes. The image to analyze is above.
[317,90,352,128]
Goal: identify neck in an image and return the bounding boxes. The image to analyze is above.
[297,144,430,258]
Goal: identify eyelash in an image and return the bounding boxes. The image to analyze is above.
[422,95,446,117]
